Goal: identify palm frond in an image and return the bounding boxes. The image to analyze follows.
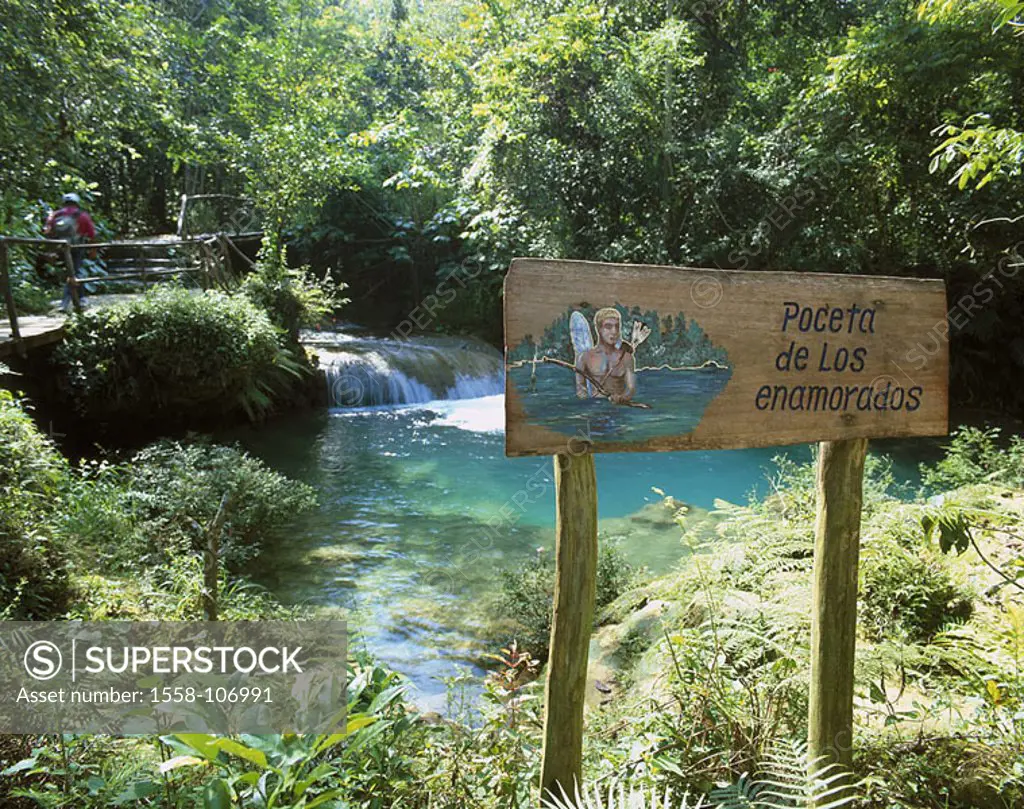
[545,739,861,809]
[741,739,861,809]
[542,779,707,809]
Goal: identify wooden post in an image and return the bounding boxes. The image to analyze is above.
[539,451,598,804]
[62,243,80,312]
[220,233,255,273]
[808,438,868,782]
[216,235,235,284]
[0,240,20,341]
[177,194,189,240]
[202,494,230,621]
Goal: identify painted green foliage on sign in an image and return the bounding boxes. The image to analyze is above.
[508,303,729,369]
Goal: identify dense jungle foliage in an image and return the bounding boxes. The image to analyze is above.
[3,0,1024,807]
[2,0,1023,409]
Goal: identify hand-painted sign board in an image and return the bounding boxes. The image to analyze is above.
[504,258,948,457]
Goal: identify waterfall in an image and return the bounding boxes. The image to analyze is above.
[305,331,504,407]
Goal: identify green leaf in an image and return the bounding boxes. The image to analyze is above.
[313,733,346,755]
[203,777,234,809]
[368,683,407,713]
[112,780,161,805]
[921,507,971,554]
[1,758,37,776]
[231,771,261,788]
[214,739,269,769]
[345,714,376,734]
[305,788,345,808]
[171,733,222,761]
[292,763,334,800]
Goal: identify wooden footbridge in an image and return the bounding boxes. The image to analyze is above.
[0,194,261,359]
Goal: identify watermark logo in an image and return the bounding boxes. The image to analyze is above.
[1,621,346,734]
[23,640,62,681]
[691,276,724,309]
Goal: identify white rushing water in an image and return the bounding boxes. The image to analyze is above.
[306,331,504,407]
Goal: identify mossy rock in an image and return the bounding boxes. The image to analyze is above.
[587,597,679,706]
[596,573,680,626]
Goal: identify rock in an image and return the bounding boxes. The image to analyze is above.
[586,598,676,707]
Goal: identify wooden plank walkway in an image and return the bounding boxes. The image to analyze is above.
[0,312,66,357]
[0,294,154,358]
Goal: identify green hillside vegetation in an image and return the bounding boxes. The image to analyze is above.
[0,0,1021,406]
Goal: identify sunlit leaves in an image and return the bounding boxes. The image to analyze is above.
[929,114,1024,189]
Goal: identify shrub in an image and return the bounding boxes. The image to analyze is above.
[12,276,54,315]
[856,734,1023,809]
[241,256,345,342]
[120,440,318,570]
[497,539,638,661]
[55,459,139,567]
[497,551,556,660]
[48,440,316,612]
[54,286,306,424]
[68,556,306,620]
[597,537,638,610]
[55,441,318,572]
[3,243,57,315]
[0,391,72,618]
[860,537,974,642]
[922,426,1024,491]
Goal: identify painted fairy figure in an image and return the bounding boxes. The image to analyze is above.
[572,308,651,404]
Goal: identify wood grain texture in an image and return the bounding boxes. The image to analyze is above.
[504,259,949,456]
[0,242,19,342]
[540,452,598,804]
[809,438,868,783]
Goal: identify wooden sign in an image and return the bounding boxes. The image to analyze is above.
[505,259,948,457]
[505,258,950,804]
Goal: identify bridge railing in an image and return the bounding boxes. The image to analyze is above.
[1,231,263,355]
[0,235,78,343]
[74,238,210,289]
[177,193,261,241]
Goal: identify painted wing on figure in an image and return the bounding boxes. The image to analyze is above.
[569,311,593,396]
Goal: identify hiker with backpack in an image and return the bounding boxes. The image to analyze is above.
[44,192,96,312]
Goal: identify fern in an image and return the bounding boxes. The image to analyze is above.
[542,780,707,809]
[541,743,860,809]
[708,615,803,676]
[931,599,1024,717]
[708,772,763,809]
[711,739,860,809]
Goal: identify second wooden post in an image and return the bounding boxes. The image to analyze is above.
[808,437,868,778]
[539,451,598,803]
